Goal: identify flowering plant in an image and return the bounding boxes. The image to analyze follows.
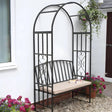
[78,0,106,35]
[0,95,35,112]
[84,73,106,96]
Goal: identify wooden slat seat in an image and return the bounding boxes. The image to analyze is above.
[40,80,91,94]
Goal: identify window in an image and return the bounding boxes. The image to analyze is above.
[0,0,11,63]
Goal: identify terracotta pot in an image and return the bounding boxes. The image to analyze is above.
[86,87,96,98]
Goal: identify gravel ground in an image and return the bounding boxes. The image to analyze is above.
[37,83,112,112]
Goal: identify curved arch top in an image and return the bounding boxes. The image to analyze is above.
[33,2,92,34]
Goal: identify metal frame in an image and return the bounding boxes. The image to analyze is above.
[33,2,92,112]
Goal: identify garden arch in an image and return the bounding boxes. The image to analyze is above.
[33,2,92,112]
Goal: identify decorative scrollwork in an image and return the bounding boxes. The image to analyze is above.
[78,52,85,76]
[38,64,47,84]
[39,55,47,64]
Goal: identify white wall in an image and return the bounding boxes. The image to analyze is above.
[0,0,90,102]
[92,9,112,82]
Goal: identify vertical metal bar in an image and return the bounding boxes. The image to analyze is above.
[56,61,61,81]
[81,34,82,51]
[89,23,92,104]
[46,33,49,107]
[76,34,78,78]
[38,65,44,106]
[59,61,64,81]
[72,34,74,79]
[47,63,51,84]
[33,33,36,110]
[39,66,44,84]
[66,61,71,80]
[69,62,73,78]
[81,34,83,80]
[53,62,58,83]
[69,62,74,79]
[37,33,40,103]
[72,91,74,98]
[42,33,44,54]
[89,85,91,103]
[42,64,47,84]
[51,31,53,112]
[42,81,44,106]
[63,61,67,80]
[85,34,87,77]
[49,62,56,83]
[42,65,45,107]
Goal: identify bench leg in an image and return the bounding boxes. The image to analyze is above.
[72,91,74,98]
[51,95,53,112]
[89,85,91,103]
[51,106,53,112]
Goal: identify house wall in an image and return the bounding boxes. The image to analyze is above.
[0,0,110,103]
[91,12,107,79]
[92,9,112,82]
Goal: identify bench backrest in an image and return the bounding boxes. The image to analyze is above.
[35,60,75,85]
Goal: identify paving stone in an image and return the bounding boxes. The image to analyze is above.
[37,84,112,112]
[37,96,112,112]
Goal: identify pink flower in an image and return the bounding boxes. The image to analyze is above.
[17,96,22,101]
[100,78,105,82]
[82,18,86,21]
[30,105,35,110]
[100,83,103,86]
[0,101,3,105]
[8,103,12,107]
[97,76,100,79]
[20,106,26,112]
[6,95,11,100]
[8,99,13,104]
[93,84,96,87]
[83,77,86,80]
[99,90,102,94]
[25,98,31,104]
[92,77,95,81]
[86,72,89,75]
[24,103,30,109]
[2,98,6,102]
[12,98,16,102]
[13,100,19,105]
[103,85,106,89]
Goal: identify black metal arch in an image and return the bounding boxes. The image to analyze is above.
[33,2,92,112]
[33,2,91,32]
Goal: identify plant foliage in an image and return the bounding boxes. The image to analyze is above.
[0,95,35,112]
[84,73,106,96]
[79,0,106,34]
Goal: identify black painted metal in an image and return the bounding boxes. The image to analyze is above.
[33,2,92,112]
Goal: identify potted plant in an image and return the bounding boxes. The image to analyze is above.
[78,0,106,35]
[0,95,35,112]
[84,73,106,98]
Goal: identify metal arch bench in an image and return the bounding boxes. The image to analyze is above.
[33,2,92,112]
[36,60,91,95]
[35,60,91,111]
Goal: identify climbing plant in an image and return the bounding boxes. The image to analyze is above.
[79,0,106,34]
